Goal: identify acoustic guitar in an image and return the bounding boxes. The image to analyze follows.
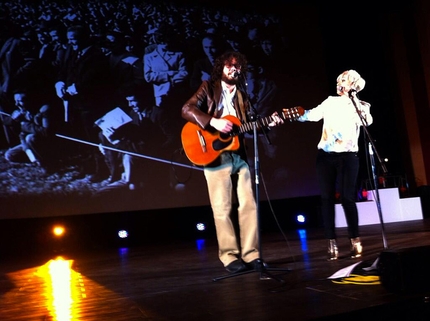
[181,106,304,166]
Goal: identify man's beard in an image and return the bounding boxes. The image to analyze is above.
[221,74,238,85]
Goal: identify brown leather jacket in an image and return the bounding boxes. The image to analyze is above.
[182,80,249,124]
[181,80,250,165]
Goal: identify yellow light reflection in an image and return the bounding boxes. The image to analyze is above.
[53,226,65,237]
[37,256,84,321]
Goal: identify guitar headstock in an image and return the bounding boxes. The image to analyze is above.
[282,106,304,121]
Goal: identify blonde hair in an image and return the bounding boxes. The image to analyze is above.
[337,70,366,92]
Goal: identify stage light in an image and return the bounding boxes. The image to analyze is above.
[361,188,368,201]
[196,222,206,231]
[296,214,306,224]
[118,230,128,239]
[52,226,65,237]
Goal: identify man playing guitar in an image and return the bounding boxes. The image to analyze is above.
[181,51,284,274]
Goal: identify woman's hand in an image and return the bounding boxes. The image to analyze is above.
[268,111,284,127]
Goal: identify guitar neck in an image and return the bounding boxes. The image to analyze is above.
[237,116,274,134]
[232,106,303,136]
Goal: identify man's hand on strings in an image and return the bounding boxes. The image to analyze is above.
[210,117,233,133]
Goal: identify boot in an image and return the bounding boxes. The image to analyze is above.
[350,237,363,258]
[327,239,338,261]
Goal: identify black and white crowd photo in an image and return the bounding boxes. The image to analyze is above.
[0,0,327,218]
[2,0,430,320]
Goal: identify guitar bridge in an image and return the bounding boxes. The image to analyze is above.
[197,130,207,153]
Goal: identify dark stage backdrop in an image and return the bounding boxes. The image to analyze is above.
[0,0,330,219]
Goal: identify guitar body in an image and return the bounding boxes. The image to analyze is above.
[181,106,304,166]
[181,115,241,166]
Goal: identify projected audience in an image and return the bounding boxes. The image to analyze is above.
[0,0,288,196]
[48,24,69,70]
[257,27,288,82]
[102,30,149,109]
[96,90,156,192]
[242,58,284,171]
[55,24,113,182]
[189,33,230,92]
[143,25,189,151]
[0,28,39,131]
[1,90,59,174]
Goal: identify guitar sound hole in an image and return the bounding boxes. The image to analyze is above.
[212,138,233,151]
[219,132,234,139]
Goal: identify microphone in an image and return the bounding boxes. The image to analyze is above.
[349,88,357,97]
[233,70,241,78]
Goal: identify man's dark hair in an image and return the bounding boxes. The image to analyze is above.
[210,51,248,84]
[67,24,91,43]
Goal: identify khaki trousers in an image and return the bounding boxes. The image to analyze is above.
[204,152,260,266]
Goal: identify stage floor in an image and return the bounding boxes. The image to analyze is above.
[1,219,430,320]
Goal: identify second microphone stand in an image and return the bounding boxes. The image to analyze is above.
[349,91,388,250]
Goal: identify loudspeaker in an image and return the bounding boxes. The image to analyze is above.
[377,245,430,293]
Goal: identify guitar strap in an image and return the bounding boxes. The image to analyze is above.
[236,90,247,122]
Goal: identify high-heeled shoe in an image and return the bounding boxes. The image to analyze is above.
[350,237,363,258]
[327,239,338,261]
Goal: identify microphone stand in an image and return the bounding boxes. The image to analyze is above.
[213,73,289,283]
[349,91,389,250]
